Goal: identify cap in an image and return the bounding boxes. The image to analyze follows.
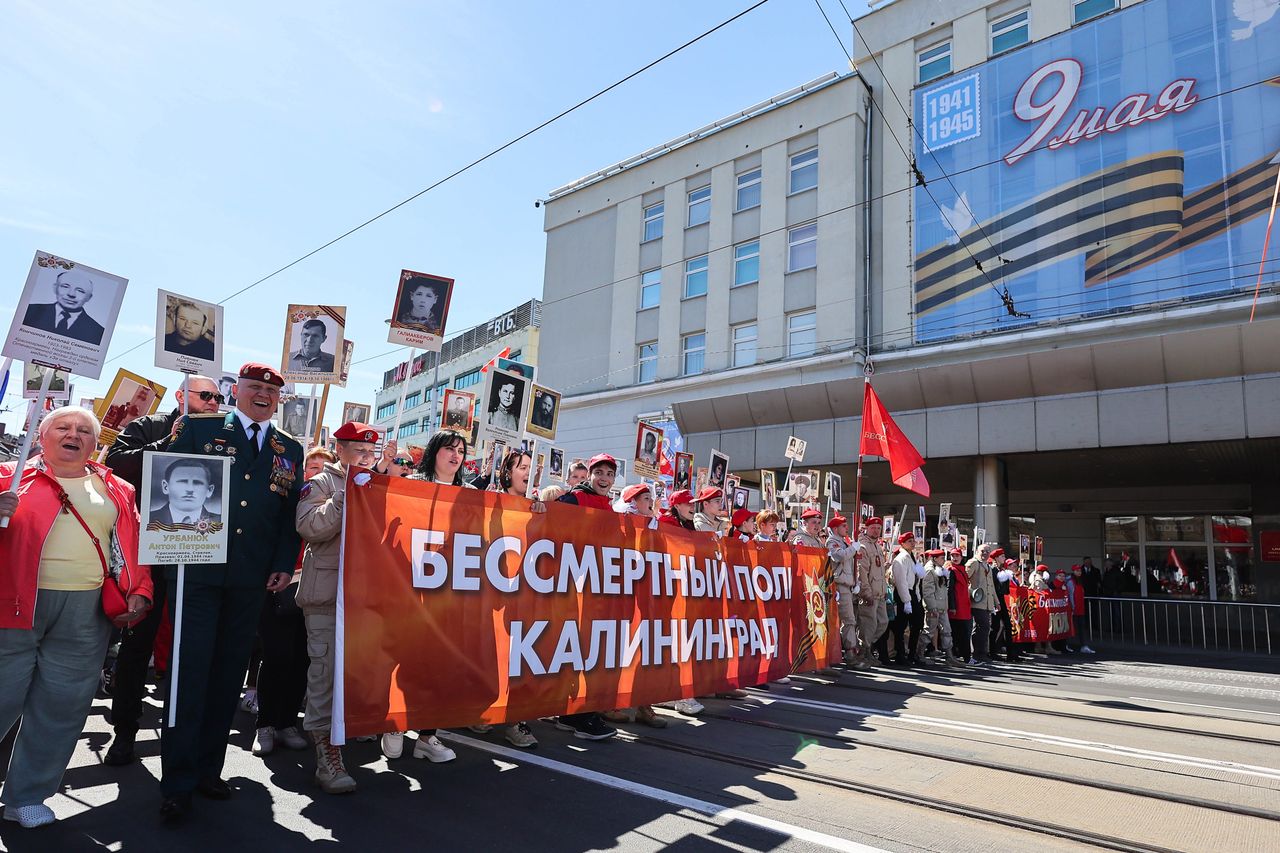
[334,422,378,443]
[621,483,649,503]
[948,547,964,557]
[668,488,694,507]
[1005,558,1018,566]
[925,548,944,557]
[587,453,617,472]
[238,362,284,387]
[731,508,754,527]
[898,531,915,545]
[989,547,1005,559]
[863,516,882,527]
[800,507,822,520]
[695,486,723,503]
[827,514,848,529]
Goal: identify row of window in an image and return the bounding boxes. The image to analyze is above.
[638,222,816,308]
[641,148,819,240]
[917,0,1117,84]
[375,350,521,418]
[635,311,818,383]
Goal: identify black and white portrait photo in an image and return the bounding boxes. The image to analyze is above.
[218,374,237,408]
[707,450,729,491]
[156,290,222,373]
[281,304,346,383]
[548,447,564,480]
[477,367,528,445]
[442,388,475,433]
[826,471,843,510]
[674,452,693,492]
[526,384,560,441]
[148,457,221,527]
[139,452,231,564]
[4,251,129,380]
[341,402,372,425]
[784,435,807,462]
[760,469,777,509]
[388,269,453,351]
[279,396,317,438]
[23,363,71,401]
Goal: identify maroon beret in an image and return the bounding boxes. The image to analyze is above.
[334,422,378,443]
[238,362,284,387]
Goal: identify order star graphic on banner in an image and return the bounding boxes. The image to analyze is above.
[859,382,930,497]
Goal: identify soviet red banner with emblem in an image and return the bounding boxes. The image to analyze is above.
[1007,586,1074,643]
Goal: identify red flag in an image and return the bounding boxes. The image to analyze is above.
[480,347,512,373]
[860,382,930,497]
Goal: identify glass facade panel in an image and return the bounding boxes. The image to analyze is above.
[1145,515,1205,542]
[1105,516,1138,542]
[1144,546,1209,599]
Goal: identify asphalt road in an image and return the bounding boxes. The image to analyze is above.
[2,645,1278,852]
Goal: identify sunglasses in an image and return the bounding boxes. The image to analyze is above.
[391,457,413,466]
[194,391,226,403]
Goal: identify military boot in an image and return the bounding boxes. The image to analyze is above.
[314,731,357,794]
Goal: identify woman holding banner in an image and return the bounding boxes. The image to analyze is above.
[0,407,152,828]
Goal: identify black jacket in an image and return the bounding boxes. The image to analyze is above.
[105,408,180,507]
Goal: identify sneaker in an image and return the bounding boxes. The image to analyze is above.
[467,723,493,733]
[1081,645,1096,654]
[3,803,56,828]
[967,657,978,666]
[774,676,792,684]
[277,726,309,750]
[672,698,704,716]
[566,715,616,741]
[504,722,538,749]
[413,734,457,763]
[380,732,405,759]
[252,727,275,756]
[239,690,259,716]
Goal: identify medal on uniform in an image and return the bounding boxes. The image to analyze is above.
[204,443,213,452]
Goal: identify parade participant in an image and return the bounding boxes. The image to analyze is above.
[791,508,825,548]
[565,460,589,488]
[158,364,303,822]
[659,488,696,531]
[1078,556,1102,598]
[966,544,998,664]
[371,438,413,478]
[754,509,780,541]
[1070,565,1095,653]
[1051,567,1072,655]
[854,517,889,667]
[102,375,222,768]
[692,486,728,536]
[991,558,1019,662]
[304,447,338,479]
[921,549,962,667]
[554,455,620,740]
[618,483,657,528]
[946,547,973,663]
[0,407,151,829]
[539,484,566,502]
[826,515,866,669]
[887,532,920,666]
[730,508,756,541]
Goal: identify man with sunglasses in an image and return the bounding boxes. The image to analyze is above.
[102,375,223,767]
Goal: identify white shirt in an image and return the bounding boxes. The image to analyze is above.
[234,409,272,451]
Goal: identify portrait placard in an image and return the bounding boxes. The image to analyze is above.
[937,502,952,534]
[94,369,167,446]
[155,290,222,374]
[707,450,729,492]
[633,421,663,479]
[477,367,528,447]
[4,250,128,379]
[787,471,815,503]
[23,363,70,401]
[732,487,749,511]
[341,402,372,425]
[442,388,476,434]
[673,452,694,492]
[760,469,777,510]
[826,472,843,510]
[140,452,231,564]
[526,384,561,441]
[548,447,564,481]
[496,357,535,381]
[337,340,355,388]
[784,435,806,462]
[974,527,987,547]
[1034,535,1044,561]
[1019,534,1032,562]
[280,304,346,384]
[388,270,454,351]
[278,396,318,438]
[959,534,969,556]
[218,373,238,409]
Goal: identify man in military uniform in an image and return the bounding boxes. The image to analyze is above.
[854,516,889,667]
[158,363,303,821]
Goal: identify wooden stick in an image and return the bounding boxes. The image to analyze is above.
[1,367,54,528]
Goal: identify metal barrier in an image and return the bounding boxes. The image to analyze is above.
[1086,597,1278,654]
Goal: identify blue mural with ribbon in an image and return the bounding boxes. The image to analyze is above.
[912,0,1280,342]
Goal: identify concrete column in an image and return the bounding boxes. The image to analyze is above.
[973,455,1009,548]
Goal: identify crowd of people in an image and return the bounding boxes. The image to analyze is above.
[0,362,1097,829]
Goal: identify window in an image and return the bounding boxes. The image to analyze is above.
[454,368,482,390]
[732,323,757,367]
[640,269,661,309]
[637,342,657,384]
[735,169,761,211]
[682,333,705,376]
[687,186,710,227]
[789,149,818,194]
[643,202,664,241]
[917,41,951,84]
[397,422,419,439]
[787,222,817,271]
[733,241,760,287]
[403,392,421,410]
[787,312,816,358]
[991,10,1029,54]
[506,349,521,362]
[1073,0,1116,24]
[376,401,397,420]
[684,256,708,298]
[1104,514,1256,601]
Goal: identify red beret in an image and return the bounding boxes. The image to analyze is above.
[239,362,284,387]
[827,514,848,529]
[989,547,1004,558]
[800,507,822,520]
[587,453,617,472]
[925,548,944,557]
[334,422,377,443]
[948,547,963,556]
[621,483,649,503]
[863,516,882,527]
[731,508,754,527]
[1005,558,1018,566]
[898,531,915,544]
[695,486,723,503]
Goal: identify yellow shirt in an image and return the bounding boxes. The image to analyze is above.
[37,474,118,591]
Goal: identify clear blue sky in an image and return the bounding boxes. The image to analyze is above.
[0,0,867,435]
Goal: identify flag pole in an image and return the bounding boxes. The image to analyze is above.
[851,361,872,539]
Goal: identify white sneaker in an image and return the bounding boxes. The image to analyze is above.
[277,726,309,750]
[413,734,456,763]
[672,698,704,716]
[381,731,405,759]
[467,723,492,733]
[504,722,538,749]
[1081,645,1096,654]
[773,676,792,684]
[252,726,275,756]
[3,804,56,828]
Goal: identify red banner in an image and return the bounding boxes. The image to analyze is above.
[1007,586,1074,643]
[335,476,839,741]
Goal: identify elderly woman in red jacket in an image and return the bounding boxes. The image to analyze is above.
[0,406,152,829]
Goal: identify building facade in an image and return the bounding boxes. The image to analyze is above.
[372,299,541,444]
[539,0,1280,606]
